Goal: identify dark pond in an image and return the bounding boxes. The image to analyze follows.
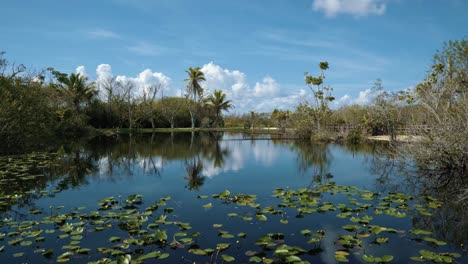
[0,132,466,263]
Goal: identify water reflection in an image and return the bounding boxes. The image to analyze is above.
[0,132,466,251]
[290,141,332,185]
[363,145,468,248]
[185,157,205,190]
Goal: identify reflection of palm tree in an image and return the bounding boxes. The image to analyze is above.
[211,141,230,168]
[185,158,205,191]
[55,149,98,190]
[199,133,230,168]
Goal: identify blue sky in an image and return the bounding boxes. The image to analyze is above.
[1,0,466,112]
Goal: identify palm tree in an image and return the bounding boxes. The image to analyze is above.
[184,67,206,101]
[59,73,96,112]
[183,67,206,129]
[207,90,234,127]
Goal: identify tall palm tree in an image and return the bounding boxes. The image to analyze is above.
[183,67,206,101]
[59,73,96,112]
[207,90,234,127]
[183,67,206,129]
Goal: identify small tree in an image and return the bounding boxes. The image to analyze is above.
[365,79,402,142]
[118,80,136,130]
[271,109,290,130]
[304,61,335,132]
[160,96,184,129]
[249,111,257,130]
[137,84,161,130]
[97,76,119,127]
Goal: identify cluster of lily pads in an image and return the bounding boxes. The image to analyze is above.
[0,153,62,212]
[0,178,464,264]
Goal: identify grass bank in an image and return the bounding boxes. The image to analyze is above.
[98,127,290,136]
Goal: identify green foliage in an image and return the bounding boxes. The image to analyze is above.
[0,55,55,153]
[184,67,206,101]
[364,79,402,140]
[271,109,291,130]
[304,61,335,132]
[206,89,234,127]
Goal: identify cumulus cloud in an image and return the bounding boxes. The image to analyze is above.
[333,88,379,108]
[201,62,249,96]
[76,65,87,77]
[96,64,113,81]
[80,62,310,113]
[250,89,308,112]
[79,64,173,98]
[199,62,300,112]
[312,0,387,17]
[253,76,280,97]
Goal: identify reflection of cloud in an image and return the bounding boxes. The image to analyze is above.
[201,162,222,178]
[98,157,109,177]
[201,140,281,177]
[320,225,340,264]
[202,141,246,178]
[252,142,279,166]
[138,156,163,173]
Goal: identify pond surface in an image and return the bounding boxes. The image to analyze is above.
[0,132,466,263]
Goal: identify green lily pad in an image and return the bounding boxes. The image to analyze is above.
[221,254,235,262]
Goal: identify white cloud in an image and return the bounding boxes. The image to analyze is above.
[81,62,312,113]
[76,65,87,77]
[132,69,172,98]
[201,62,249,97]
[96,64,113,81]
[80,64,173,98]
[198,62,311,113]
[355,89,375,104]
[333,88,379,108]
[253,76,280,97]
[312,0,387,17]
[87,29,120,39]
[250,89,308,112]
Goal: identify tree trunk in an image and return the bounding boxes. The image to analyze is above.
[128,104,132,130]
[150,118,155,131]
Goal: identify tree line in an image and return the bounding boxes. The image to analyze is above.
[0,59,233,153]
[1,38,466,161]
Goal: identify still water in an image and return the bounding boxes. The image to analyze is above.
[0,132,466,263]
